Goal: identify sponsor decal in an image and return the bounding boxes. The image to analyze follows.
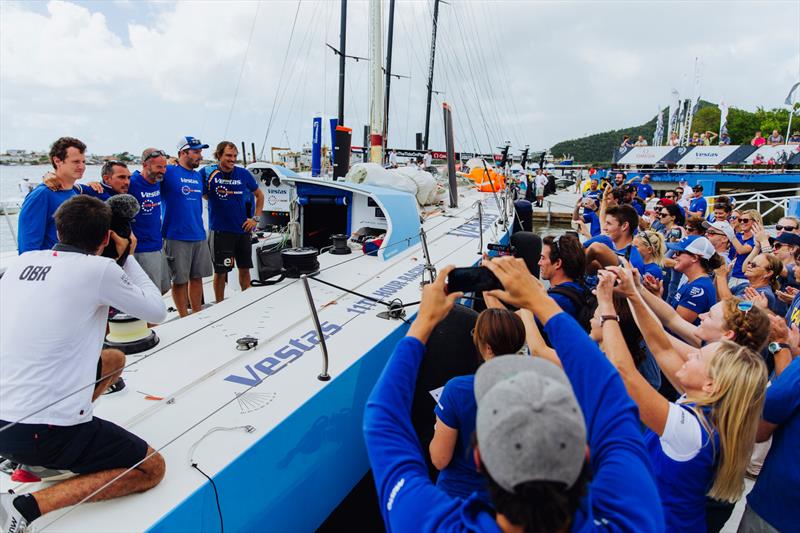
[140,199,160,213]
[447,211,499,238]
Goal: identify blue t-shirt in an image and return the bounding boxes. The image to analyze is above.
[128,171,164,253]
[548,281,584,321]
[732,283,782,316]
[747,357,800,532]
[641,262,664,281]
[161,164,205,241]
[728,233,755,279]
[668,275,716,323]
[582,211,601,236]
[630,200,645,216]
[636,183,654,200]
[583,234,646,272]
[433,375,489,502]
[76,183,114,201]
[583,188,601,208]
[688,197,707,216]
[200,166,259,234]
[17,184,77,254]
[786,292,800,328]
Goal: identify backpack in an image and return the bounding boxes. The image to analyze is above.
[548,283,597,332]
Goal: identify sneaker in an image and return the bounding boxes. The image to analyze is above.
[11,465,76,483]
[104,376,126,395]
[0,493,29,533]
[0,460,18,477]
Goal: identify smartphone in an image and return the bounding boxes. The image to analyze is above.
[447,267,503,293]
[487,243,514,255]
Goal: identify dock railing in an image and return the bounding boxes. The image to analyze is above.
[707,187,800,219]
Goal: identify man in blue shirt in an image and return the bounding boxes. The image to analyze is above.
[539,234,586,325]
[129,148,170,294]
[200,141,264,302]
[363,262,664,532]
[687,184,708,218]
[584,205,647,273]
[77,160,131,200]
[635,174,654,201]
[162,136,213,317]
[17,137,85,253]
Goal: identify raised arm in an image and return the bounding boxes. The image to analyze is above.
[638,275,702,346]
[609,265,689,392]
[596,270,669,434]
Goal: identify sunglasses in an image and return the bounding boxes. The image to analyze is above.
[659,212,670,218]
[776,225,798,231]
[729,215,738,220]
[739,218,752,223]
[143,149,167,162]
[737,301,754,315]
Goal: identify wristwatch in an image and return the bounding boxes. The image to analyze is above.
[252,215,261,222]
[600,315,620,326]
[768,342,790,354]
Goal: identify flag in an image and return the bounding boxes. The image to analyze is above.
[654,107,664,146]
[718,101,729,136]
[784,81,800,106]
[668,89,680,137]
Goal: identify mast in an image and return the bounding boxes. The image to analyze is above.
[382,0,396,156]
[423,0,441,150]
[337,0,347,125]
[369,0,383,164]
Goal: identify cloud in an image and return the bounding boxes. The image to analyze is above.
[1,0,798,156]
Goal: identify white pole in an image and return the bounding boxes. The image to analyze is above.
[369,0,384,164]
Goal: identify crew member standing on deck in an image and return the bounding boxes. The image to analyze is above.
[200,141,264,303]
[129,148,170,294]
[0,196,167,532]
[17,137,85,254]
[162,136,213,317]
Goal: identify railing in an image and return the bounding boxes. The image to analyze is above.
[1,199,20,247]
[707,187,800,219]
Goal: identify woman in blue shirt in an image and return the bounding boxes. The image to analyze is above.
[599,268,768,533]
[634,230,666,285]
[717,254,785,315]
[429,308,525,501]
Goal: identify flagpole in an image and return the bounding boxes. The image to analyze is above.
[787,101,795,143]
[785,81,800,142]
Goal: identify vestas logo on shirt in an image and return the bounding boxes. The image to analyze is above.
[141,199,160,213]
[224,322,342,386]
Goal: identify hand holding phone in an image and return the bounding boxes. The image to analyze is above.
[447,267,503,293]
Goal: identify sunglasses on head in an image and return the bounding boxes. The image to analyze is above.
[143,150,167,162]
[737,301,754,315]
[776,224,798,231]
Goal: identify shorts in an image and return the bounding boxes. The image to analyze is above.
[134,250,171,293]
[164,239,213,284]
[0,417,148,475]
[210,231,253,273]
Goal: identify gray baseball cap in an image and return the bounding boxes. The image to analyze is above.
[474,356,586,492]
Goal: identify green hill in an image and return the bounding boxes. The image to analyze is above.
[549,101,795,165]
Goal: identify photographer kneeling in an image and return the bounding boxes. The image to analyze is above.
[1,195,167,532]
[363,259,664,532]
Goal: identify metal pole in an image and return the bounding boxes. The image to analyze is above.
[423,0,441,150]
[337,0,347,125]
[383,0,396,155]
[300,275,331,381]
[241,141,248,166]
[419,228,437,285]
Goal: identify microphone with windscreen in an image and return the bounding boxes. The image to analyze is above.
[102,194,141,265]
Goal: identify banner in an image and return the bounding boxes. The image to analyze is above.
[667,89,680,138]
[654,108,664,146]
[784,81,800,106]
[311,117,322,176]
[718,101,729,136]
[616,146,674,165]
[674,145,739,165]
[743,145,797,165]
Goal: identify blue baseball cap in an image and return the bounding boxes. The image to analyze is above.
[666,235,715,259]
[176,136,209,152]
[769,232,800,247]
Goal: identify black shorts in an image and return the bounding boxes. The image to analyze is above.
[211,231,253,273]
[0,417,148,475]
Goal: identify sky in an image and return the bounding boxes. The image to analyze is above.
[1,0,799,158]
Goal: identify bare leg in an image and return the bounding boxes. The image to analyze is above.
[92,349,125,401]
[32,447,165,516]
[189,278,204,313]
[238,268,251,292]
[212,273,226,303]
[171,283,189,317]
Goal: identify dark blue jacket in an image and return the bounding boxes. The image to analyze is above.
[364,312,664,532]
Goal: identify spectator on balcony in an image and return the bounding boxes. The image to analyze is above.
[634,135,648,147]
[751,131,766,147]
[788,131,800,144]
[767,129,785,146]
[620,135,634,149]
[719,132,732,145]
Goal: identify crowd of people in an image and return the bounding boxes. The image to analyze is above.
[364,173,799,532]
[634,129,800,148]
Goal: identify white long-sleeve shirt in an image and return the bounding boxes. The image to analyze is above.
[0,250,167,425]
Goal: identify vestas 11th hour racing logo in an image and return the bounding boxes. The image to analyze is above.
[181,185,192,195]
[216,186,230,198]
[224,322,342,386]
[141,199,159,213]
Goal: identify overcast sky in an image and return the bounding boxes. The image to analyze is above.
[1,0,798,157]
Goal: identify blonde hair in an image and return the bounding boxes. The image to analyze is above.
[687,341,767,502]
[761,254,784,292]
[721,298,770,352]
[742,209,762,226]
[636,230,666,266]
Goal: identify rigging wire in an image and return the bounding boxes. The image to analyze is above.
[259,0,303,160]
[223,0,262,139]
